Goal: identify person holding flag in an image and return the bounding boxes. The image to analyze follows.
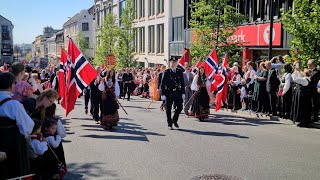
[190,66,211,121]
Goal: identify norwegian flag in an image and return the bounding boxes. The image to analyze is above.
[177,48,189,71]
[59,49,69,110]
[191,57,203,75]
[203,48,218,77]
[215,53,229,111]
[65,39,98,116]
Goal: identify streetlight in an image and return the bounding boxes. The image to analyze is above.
[268,0,274,60]
[145,57,149,68]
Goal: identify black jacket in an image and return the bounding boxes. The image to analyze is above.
[161,69,185,96]
[123,73,133,83]
[266,68,280,93]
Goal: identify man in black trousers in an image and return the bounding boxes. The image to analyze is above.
[122,68,133,101]
[90,66,102,123]
[266,60,280,120]
[161,57,185,129]
[308,59,320,122]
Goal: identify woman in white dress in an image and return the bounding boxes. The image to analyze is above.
[98,69,120,130]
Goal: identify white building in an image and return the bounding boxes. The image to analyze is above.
[0,15,14,65]
[93,0,187,68]
[63,7,95,57]
[132,0,168,67]
[94,0,124,52]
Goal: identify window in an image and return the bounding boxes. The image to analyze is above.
[139,27,145,53]
[1,26,10,41]
[104,6,107,19]
[119,0,126,26]
[157,24,164,54]
[148,0,155,16]
[82,23,89,31]
[133,28,138,52]
[133,0,138,19]
[172,17,184,41]
[148,25,155,53]
[139,0,145,18]
[157,0,164,14]
[97,8,100,27]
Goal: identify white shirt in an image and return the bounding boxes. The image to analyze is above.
[191,75,211,91]
[28,77,38,92]
[282,73,292,95]
[57,119,66,138]
[0,91,34,138]
[98,78,120,97]
[47,135,62,148]
[27,136,48,158]
[245,69,256,87]
[292,71,310,86]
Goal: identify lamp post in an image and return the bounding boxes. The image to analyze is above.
[268,0,274,60]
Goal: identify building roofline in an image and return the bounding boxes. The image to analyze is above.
[0,15,14,27]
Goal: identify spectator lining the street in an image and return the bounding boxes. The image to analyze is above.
[291,69,313,127]
[27,119,48,179]
[12,81,34,102]
[0,72,34,179]
[9,62,25,83]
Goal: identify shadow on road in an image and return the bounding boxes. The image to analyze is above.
[80,122,166,142]
[177,129,249,139]
[65,162,118,179]
[204,114,282,127]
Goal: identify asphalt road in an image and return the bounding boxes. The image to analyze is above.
[58,97,320,180]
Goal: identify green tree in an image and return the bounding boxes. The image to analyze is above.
[95,13,120,66]
[25,52,32,62]
[76,31,90,57]
[190,0,245,65]
[280,0,320,68]
[115,0,136,68]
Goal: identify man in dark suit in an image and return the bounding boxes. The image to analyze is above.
[266,61,280,119]
[122,68,133,101]
[161,57,185,129]
[308,59,320,122]
[183,65,194,116]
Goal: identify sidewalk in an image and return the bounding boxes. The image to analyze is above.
[212,107,320,129]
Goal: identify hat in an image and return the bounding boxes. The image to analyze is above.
[169,57,178,62]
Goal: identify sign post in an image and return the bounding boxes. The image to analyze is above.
[105,54,116,68]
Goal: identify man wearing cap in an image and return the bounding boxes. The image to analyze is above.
[161,57,185,129]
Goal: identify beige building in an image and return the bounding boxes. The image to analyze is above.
[63,8,95,58]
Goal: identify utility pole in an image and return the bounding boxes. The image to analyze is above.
[268,0,274,60]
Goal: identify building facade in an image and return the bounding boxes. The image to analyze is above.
[0,15,14,65]
[32,26,60,61]
[132,0,168,67]
[184,0,294,64]
[63,8,95,57]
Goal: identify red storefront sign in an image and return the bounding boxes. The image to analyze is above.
[228,22,282,46]
[105,54,116,67]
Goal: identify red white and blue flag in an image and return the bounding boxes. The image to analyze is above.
[64,39,98,116]
[177,51,189,71]
[191,57,202,75]
[203,48,219,78]
[59,49,69,110]
[215,53,229,111]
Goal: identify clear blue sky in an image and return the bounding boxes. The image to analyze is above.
[0,0,94,44]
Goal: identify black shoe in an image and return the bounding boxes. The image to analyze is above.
[168,126,173,130]
[127,99,130,101]
[173,123,179,128]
